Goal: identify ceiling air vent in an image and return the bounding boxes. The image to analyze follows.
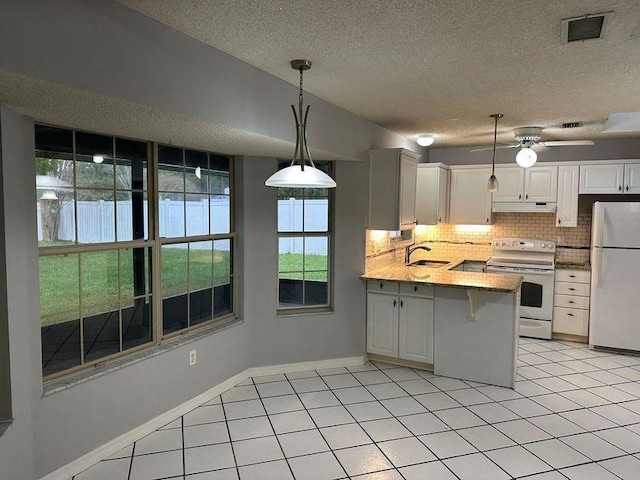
[562,13,611,43]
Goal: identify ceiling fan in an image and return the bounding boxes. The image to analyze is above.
[471,126,594,167]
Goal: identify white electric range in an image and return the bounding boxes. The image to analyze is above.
[486,238,556,339]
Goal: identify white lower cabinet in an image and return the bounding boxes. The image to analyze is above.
[366,281,434,364]
[366,291,399,357]
[553,269,591,339]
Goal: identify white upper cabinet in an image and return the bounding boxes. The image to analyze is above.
[525,166,558,202]
[492,167,523,202]
[369,148,419,231]
[492,165,558,203]
[556,165,579,227]
[415,164,449,225]
[449,167,492,225]
[579,163,624,194]
[579,162,640,194]
[625,164,640,193]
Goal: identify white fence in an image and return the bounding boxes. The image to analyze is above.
[37,198,329,255]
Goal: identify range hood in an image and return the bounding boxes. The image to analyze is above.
[492,202,557,213]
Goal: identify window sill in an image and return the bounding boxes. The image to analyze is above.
[277,306,334,317]
[43,317,242,396]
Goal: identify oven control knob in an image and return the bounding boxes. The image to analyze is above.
[541,243,546,248]
[548,244,553,249]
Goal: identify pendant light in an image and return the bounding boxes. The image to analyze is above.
[487,113,503,193]
[265,60,336,188]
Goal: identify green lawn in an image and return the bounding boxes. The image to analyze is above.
[39,247,232,326]
[278,253,328,281]
[39,249,326,326]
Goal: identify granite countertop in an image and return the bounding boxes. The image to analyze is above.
[362,262,523,293]
[555,262,591,271]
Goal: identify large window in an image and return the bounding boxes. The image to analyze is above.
[36,126,234,381]
[277,160,332,311]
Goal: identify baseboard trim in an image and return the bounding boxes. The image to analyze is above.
[247,355,366,378]
[40,355,366,480]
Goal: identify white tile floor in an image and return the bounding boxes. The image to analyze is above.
[74,338,640,479]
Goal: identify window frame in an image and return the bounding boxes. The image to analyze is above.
[36,125,236,383]
[276,161,334,315]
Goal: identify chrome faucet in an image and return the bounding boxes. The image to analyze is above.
[405,244,432,264]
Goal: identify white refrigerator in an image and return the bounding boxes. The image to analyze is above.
[590,202,640,352]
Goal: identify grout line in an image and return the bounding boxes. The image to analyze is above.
[218,394,241,479]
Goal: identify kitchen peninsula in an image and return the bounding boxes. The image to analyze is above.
[362,264,522,388]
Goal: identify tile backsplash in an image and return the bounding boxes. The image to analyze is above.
[365,211,592,271]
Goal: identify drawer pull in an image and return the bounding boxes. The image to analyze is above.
[569,300,575,304]
[568,287,576,291]
[567,313,574,317]
[569,275,576,278]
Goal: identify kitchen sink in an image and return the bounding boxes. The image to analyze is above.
[407,259,451,268]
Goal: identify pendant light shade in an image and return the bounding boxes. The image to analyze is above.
[265,60,336,189]
[265,164,337,188]
[487,113,503,193]
[487,174,499,193]
[516,146,537,168]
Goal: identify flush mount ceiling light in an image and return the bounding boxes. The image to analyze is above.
[487,113,503,193]
[416,134,435,147]
[265,60,336,188]
[92,155,104,164]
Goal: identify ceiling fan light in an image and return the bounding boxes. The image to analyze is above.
[487,174,499,193]
[265,164,336,188]
[417,134,435,147]
[516,147,537,168]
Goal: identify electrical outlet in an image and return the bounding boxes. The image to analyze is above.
[189,349,197,367]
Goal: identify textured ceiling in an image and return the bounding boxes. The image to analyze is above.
[120,0,640,147]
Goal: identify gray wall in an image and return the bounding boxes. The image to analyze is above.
[430,138,640,165]
[242,158,368,368]
[0,107,38,480]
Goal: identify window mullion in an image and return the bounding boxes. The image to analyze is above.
[150,142,162,345]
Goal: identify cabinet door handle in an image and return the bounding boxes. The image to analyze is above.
[393,299,397,307]
[414,286,418,292]
[400,300,404,308]
[380,282,383,290]
[486,217,489,223]
[525,194,529,200]
[437,217,442,223]
[558,219,562,225]
[626,185,630,192]
[519,194,522,200]
[619,185,622,191]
